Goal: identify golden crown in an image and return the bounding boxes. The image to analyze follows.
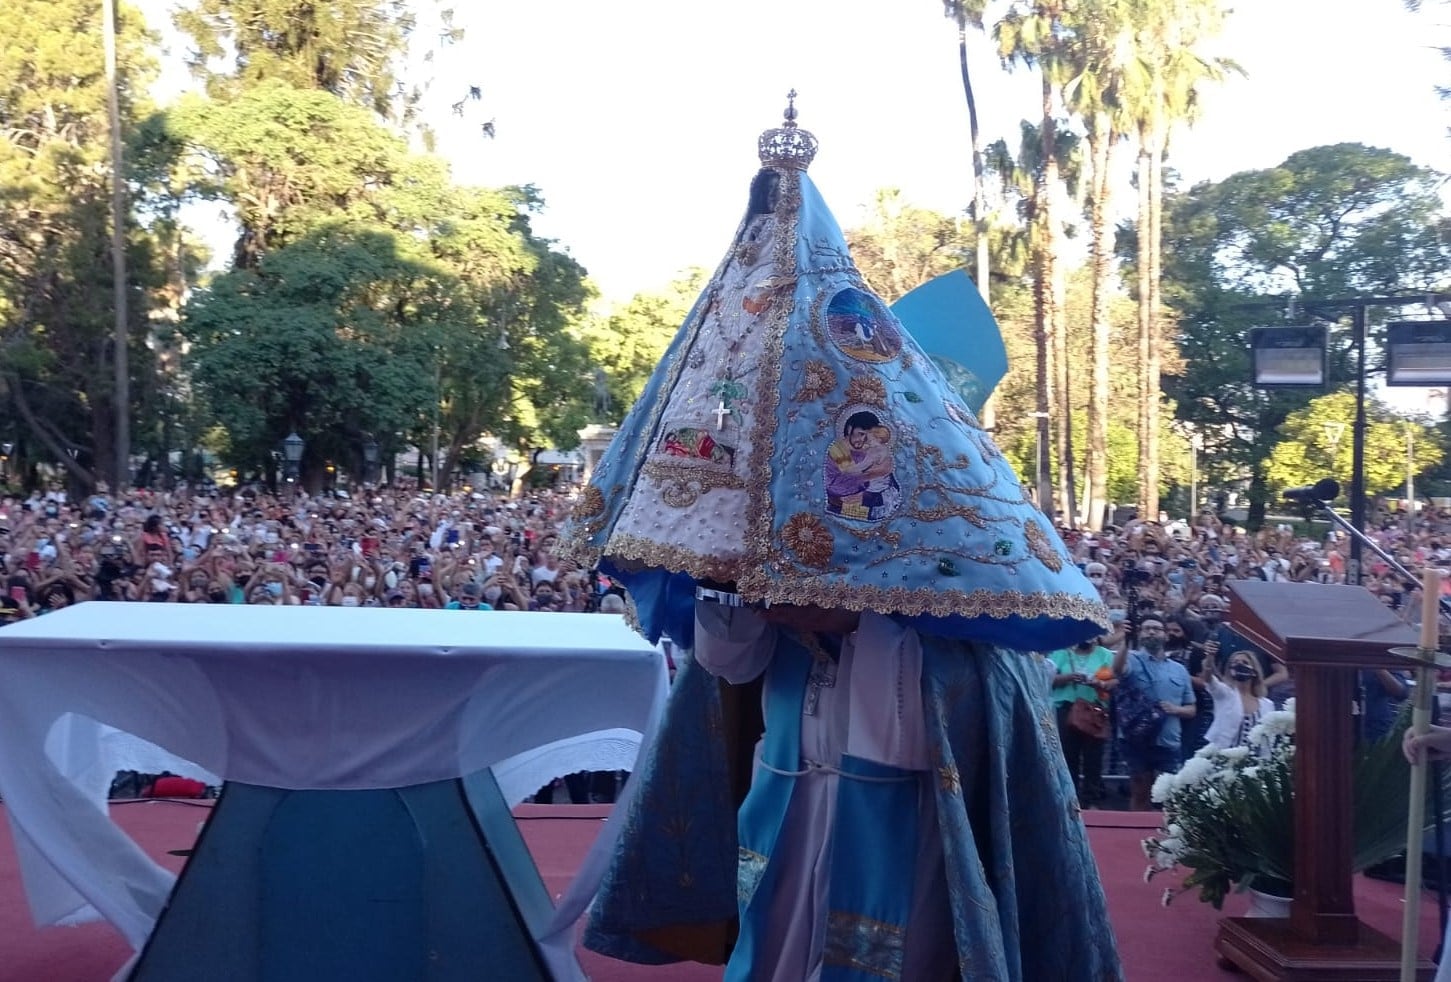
[757,90,818,171]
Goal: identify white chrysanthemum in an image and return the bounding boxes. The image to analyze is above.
[1151,772,1175,803]
[1283,698,1296,715]
[1173,755,1216,789]
[1161,887,1176,907]
[1219,746,1251,762]
[1242,765,1260,780]
[1261,710,1295,738]
[1168,822,1184,838]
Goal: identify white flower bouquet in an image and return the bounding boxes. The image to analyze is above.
[1142,701,1426,909]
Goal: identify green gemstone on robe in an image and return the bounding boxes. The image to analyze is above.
[937,557,957,576]
[994,539,1013,556]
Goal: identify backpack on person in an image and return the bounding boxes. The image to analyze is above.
[1116,653,1167,747]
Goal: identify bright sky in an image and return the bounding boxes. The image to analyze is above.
[138,0,1450,303]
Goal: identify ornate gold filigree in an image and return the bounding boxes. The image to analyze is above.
[598,532,743,585]
[734,577,1110,631]
[780,512,835,568]
[905,503,1000,529]
[823,911,905,980]
[836,521,903,548]
[844,374,887,408]
[575,485,605,519]
[1023,519,1065,572]
[792,359,838,402]
[641,461,745,509]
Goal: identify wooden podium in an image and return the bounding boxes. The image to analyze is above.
[1214,580,1436,981]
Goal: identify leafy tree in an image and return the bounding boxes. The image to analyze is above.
[578,269,706,420]
[1161,143,1451,527]
[181,222,469,481]
[166,81,412,268]
[0,0,162,489]
[845,189,980,302]
[171,0,449,123]
[1263,391,1444,498]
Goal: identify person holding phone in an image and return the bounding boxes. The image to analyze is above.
[1,575,34,624]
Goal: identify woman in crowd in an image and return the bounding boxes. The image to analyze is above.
[1201,649,1274,751]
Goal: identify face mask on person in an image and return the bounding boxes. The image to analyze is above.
[1230,663,1257,682]
[340,595,360,607]
[265,581,283,598]
[484,585,502,605]
[364,576,377,589]
[1140,636,1165,654]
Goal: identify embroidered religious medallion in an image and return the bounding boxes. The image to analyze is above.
[658,424,737,468]
[824,405,902,523]
[824,288,903,364]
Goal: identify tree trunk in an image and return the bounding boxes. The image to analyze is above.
[1043,76,1077,527]
[1086,117,1115,530]
[1144,125,1164,521]
[1135,144,1152,518]
[957,20,995,434]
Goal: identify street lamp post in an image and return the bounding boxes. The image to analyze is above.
[282,432,304,486]
[1249,300,1451,587]
[362,437,379,486]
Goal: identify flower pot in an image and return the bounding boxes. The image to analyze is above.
[1246,888,1292,919]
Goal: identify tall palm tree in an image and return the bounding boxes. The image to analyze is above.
[1059,0,1133,529]
[996,0,1077,520]
[943,1,995,430]
[986,121,1082,519]
[1126,0,1237,520]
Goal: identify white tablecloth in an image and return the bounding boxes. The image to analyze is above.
[0,604,667,981]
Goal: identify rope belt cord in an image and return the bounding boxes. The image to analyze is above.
[757,758,922,783]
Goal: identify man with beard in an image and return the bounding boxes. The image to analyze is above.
[1113,616,1196,810]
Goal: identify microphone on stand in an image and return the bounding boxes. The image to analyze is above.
[1282,478,1341,504]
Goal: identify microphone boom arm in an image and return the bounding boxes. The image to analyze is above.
[1306,498,1451,622]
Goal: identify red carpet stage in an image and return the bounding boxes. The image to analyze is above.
[0,800,1443,981]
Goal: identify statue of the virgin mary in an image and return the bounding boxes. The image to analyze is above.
[560,95,1122,982]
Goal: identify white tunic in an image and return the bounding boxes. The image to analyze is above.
[694,603,957,981]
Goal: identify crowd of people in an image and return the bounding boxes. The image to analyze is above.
[0,482,613,621]
[1044,506,1451,809]
[2,480,1448,811]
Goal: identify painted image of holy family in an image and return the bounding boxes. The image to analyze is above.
[824,409,901,521]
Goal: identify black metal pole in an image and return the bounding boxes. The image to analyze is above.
[1348,305,1368,587]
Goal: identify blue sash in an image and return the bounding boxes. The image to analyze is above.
[727,637,923,982]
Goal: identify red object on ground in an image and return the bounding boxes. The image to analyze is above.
[142,776,208,799]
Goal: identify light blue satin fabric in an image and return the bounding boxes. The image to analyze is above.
[584,637,1124,981]
[564,166,1106,654]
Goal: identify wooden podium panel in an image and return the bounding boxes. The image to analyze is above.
[1217,582,1425,981]
[1216,917,1434,981]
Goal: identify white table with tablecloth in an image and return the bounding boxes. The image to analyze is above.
[0,603,667,981]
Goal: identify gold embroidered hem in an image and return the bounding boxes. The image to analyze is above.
[823,911,906,980]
